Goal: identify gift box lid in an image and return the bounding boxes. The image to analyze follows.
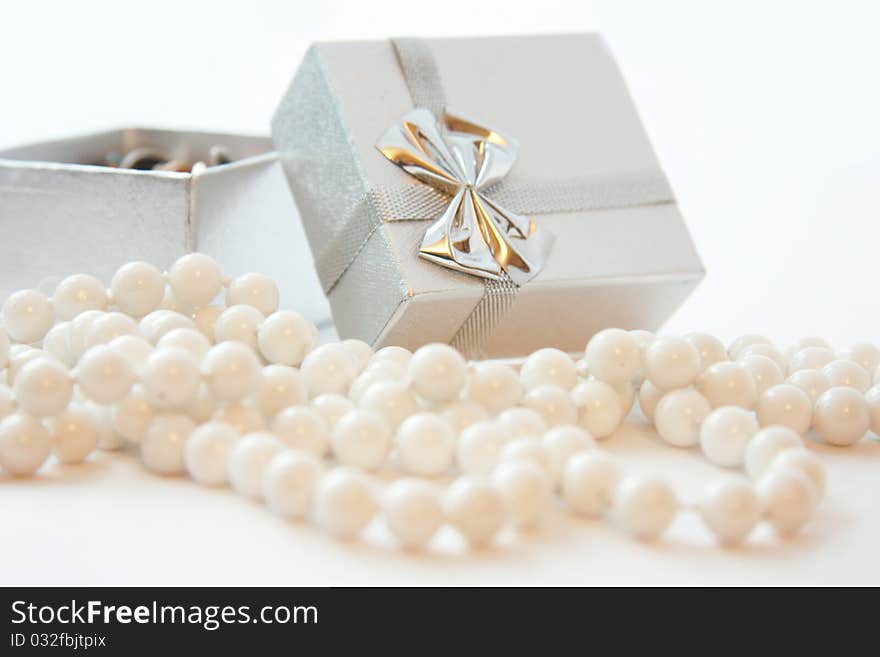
[271,33,703,358]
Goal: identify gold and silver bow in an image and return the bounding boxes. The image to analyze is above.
[376,109,554,285]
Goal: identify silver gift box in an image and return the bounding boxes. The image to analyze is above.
[271,34,704,358]
[0,127,330,323]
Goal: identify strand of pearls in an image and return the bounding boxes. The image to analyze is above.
[0,255,874,550]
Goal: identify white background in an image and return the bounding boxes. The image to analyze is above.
[2,0,879,585]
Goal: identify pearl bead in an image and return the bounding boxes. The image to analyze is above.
[611,380,636,416]
[382,479,444,549]
[628,329,656,381]
[372,346,413,367]
[865,385,880,435]
[456,420,507,475]
[52,404,99,464]
[7,348,52,386]
[301,343,357,397]
[226,273,279,316]
[52,274,107,320]
[584,329,641,384]
[272,407,330,456]
[813,386,869,446]
[110,261,165,318]
[84,312,137,348]
[255,365,307,417]
[786,336,832,357]
[0,413,52,475]
[77,345,135,404]
[683,333,728,371]
[364,358,409,380]
[562,451,621,516]
[408,343,467,402]
[787,346,835,375]
[311,394,355,431]
[612,476,678,540]
[14,357,73,416]
[262,450,324,519]
[314,468,377,539]
[0,329,10,369]
[348,370,391,403]
[499,438,554,479]
[769,448,826,499]
[1,289,54,344]
[523,385,578,428]
[571,380,623,439]
[464,362,523,413]
[139,310,196,345]
[193,305,223,340]
[395,412,455,476]
[756,467,817,535]
[738,343,786,372]
[441,399,489,434]
[141,347,200,408]
[341,339,374,374]
[167,253,223,308]
[112,385,155,443]
[188,384,216,423]
[330,409,391,471]
[728,334,771,359]
[844,342,880,374]
[520,347,578,391]
[699,477,760,545]
[213,402,266,435]
[141,414,194,475]
[740,354,784,395]
[542,425,595,483]
[227,432,285,498]
[697,361,758,409]
[654,388,711,447]
[0,386,14,422]
[183,421,238,485]
[699,407,759,467]
[787,368,830,405]
[637,380,663,421]
[495,407,548,441]
[201,342,261,401]
[358,380,419,431]
[744,426,803,479]
[822,359,870,392]
[107,334,153,376]
[158,284,187,314]
[41,322,73,367]
[755,383,812,435]
[214,304,265,349]
[644,337,700,390]
[157,328,211,360]
[445,477,506,546]
[88,402,125,450]
[492,460,551,529]
[67,310,104,360]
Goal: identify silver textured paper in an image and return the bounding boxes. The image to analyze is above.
[271,34,705,357]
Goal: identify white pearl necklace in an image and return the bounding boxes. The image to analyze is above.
[1,255,875,550]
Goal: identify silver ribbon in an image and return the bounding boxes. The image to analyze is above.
[376,108,555,285]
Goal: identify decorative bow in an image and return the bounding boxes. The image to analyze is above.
[376,109,554,285]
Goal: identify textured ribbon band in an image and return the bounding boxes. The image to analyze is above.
[316,172,675,295]
[389,37,525,358]
[390,38,447,119]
